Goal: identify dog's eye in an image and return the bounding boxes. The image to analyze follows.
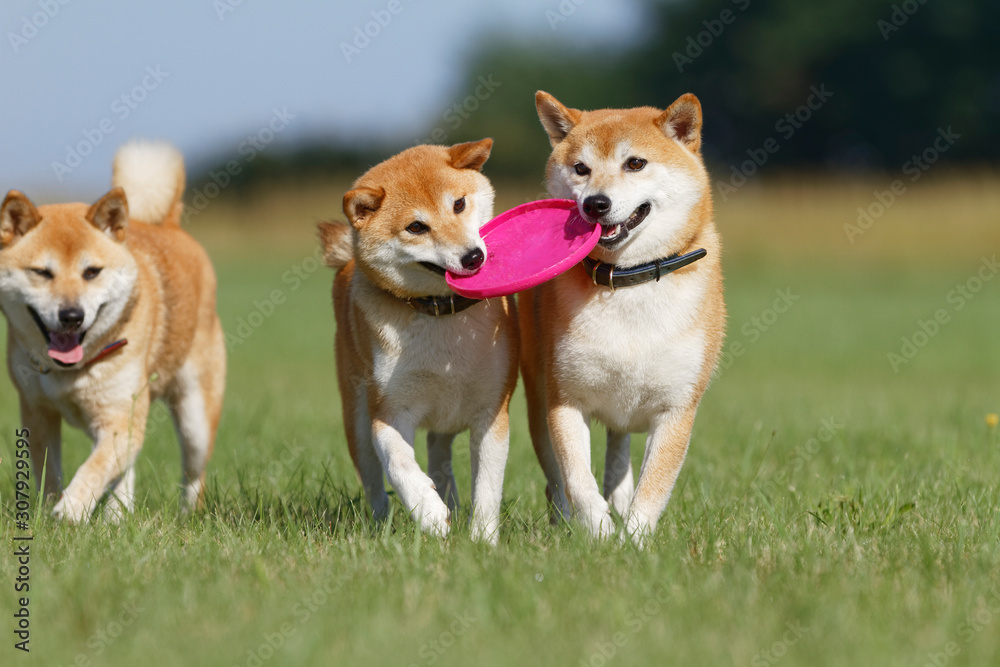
[83,267,102,281]
[453,197,466,214]
[625,157,647,171]
[29,268,53,280]
[574,162,591,176]
[406,221,430,235]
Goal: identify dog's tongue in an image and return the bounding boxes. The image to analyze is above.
[47,332,84,365]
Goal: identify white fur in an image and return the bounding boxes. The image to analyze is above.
[348,254,512,543]
[556,273,710,432]
[547,274,710,539]
[336,157,511,543]
[47,355,147,522]
[540,140,717,544]
[549,141,704,267]
[168,359,213,512]
[112,141,184,224]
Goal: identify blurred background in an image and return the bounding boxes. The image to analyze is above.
[4,0,998,199]
[3,0,997,270]
[3,3,1000,666]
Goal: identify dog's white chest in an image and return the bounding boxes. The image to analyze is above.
[555,275,708,431]
[368,305,510,432]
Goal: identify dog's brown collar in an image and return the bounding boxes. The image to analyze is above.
[86,339,128,365]
[405,294,482,317]
[582,248,707,291]
[28,338,128,375]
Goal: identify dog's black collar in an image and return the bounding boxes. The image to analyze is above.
[406,294,482,317]
[582,248,707,291]
[419,262,447,276]
[407,262,481,315]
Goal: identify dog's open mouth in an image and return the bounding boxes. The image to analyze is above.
[28,306,87,367]
[598,202,651,248]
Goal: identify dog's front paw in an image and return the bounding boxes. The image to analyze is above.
[52,494,91,524]
[623,510,655,548]
[578,500,615,539]
[414,492,451,538]
[470,514,500,545]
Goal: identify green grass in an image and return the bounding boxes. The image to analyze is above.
[2,181,1000,666]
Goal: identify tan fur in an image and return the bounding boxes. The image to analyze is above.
[0,142,226,522]
[319,140,518,543]
[522,92,726,544]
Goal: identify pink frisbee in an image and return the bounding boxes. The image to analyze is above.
[446,199,599,299]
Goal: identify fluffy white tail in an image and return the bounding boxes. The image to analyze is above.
[112,141,185,225]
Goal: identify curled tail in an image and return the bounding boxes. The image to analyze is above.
[317,221,354,271]
[112,140,185,225]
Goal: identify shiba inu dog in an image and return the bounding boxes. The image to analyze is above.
[520,92,725,544]
[0,141,226,522]
[318,139,518,543]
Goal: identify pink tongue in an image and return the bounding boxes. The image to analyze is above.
[47,332,84,364]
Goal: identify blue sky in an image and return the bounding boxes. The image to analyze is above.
[2,0,647,199]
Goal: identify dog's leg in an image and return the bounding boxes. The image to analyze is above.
[344,383,388,520]
[526,385,570,523]
[604,430,634,516]
[519,291,570,523]
[469,408,510,545]
[21,400,63,499]
[372,415,449,537]
[167,352,224,514]
[54,394,150,523]
[548,404,614,538]
[625,406,698,546]
[103,465,136,522]
[427,432,459,513]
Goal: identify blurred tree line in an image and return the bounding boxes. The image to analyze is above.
[194,0,999,190]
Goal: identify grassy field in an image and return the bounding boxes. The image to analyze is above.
[1,175,999,666]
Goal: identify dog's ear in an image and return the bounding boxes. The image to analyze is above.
[343,186,385,230]
[87,187,130,242]
[536,91,582,147]
[0,191,42,248]
[447,139,493,172]
[317,221,353,270]
[658,93,703,153]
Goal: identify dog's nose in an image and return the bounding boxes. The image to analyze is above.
[460,248,485,272]
[583,195,611,218]
[58,307,85,329]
